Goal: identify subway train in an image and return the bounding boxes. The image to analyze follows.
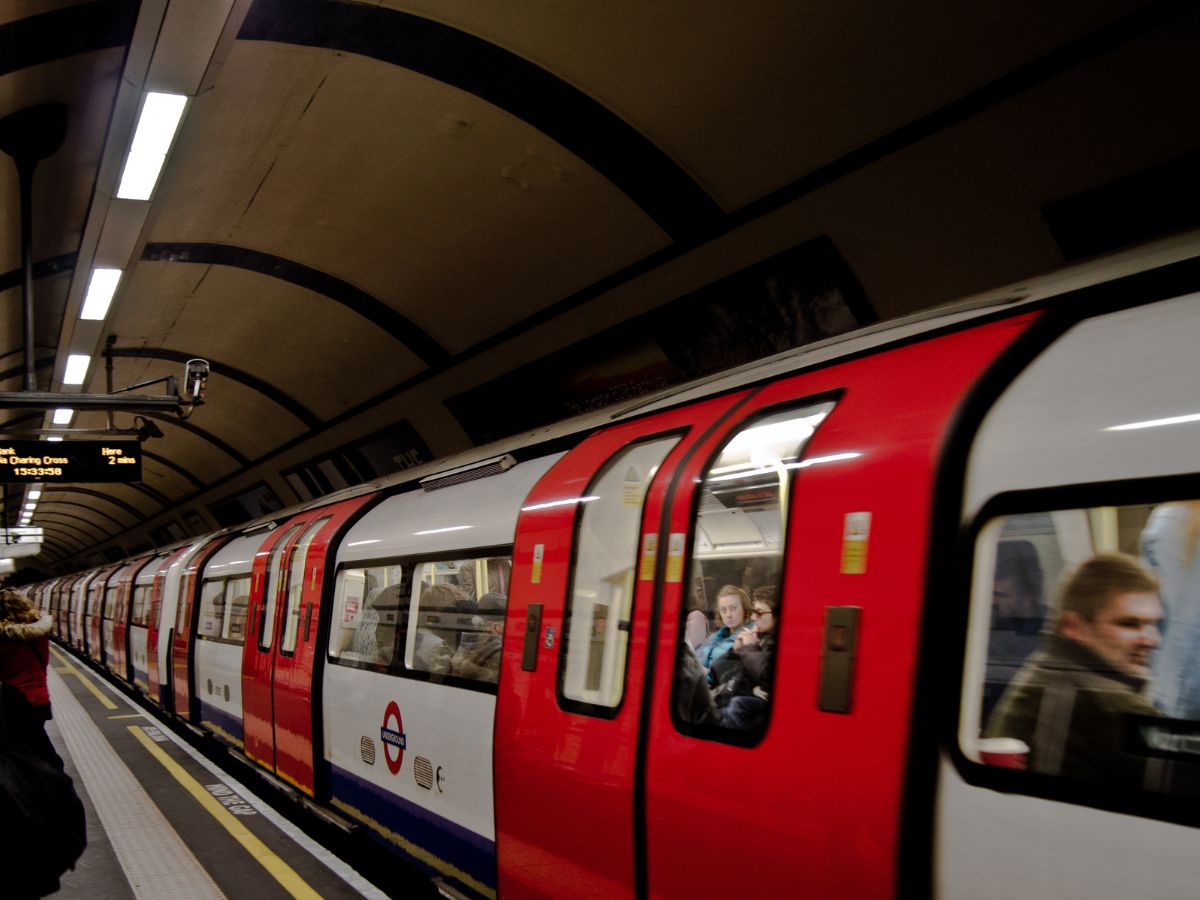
[25,232,1200,899]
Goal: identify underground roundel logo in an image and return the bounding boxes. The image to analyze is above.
[381,700,407,775]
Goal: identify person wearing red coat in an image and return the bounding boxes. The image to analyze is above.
[0,586,56,761]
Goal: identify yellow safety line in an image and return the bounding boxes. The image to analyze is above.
[128,726,322,900]
[49,646,117,710]
[107,713,146,720]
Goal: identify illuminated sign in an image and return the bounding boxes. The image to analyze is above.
[0,441,142,483]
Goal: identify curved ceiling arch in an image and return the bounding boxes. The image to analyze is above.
[123,481,170,508]
[139,412,251,467]
[0,254,77,294]
[108,345,322,430]
[141,243,448,368]
[141,449,207,492]
[0,0,135,76]
[44,486,143,523]
[237,0,723,242]
[33,498,127,533]
[32,511,110,543]
[34,523,87,554]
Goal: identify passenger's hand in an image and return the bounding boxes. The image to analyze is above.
[735,630,759,651]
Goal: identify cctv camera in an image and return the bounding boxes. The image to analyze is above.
[185,358,209,402]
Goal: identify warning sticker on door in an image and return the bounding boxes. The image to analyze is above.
[531,543,544,584]
[665,533,686,583]
[639,533,658,581]
[840,511,871,575]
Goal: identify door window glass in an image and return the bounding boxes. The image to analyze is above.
[673,401,836,740]
[281,517,330,654]
[131,584,153,626]
[558,435,681,713]
[259,523,303,651]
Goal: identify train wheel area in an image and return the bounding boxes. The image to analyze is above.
[44,642,435,900]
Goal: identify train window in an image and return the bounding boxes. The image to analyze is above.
[225,578,250,642]
[176,571,196,633]
[258,522,304,651]
[196,578,228,641]
[963,498,1200,795]
[281,517,330,655]
[103,584,119,621]
[330,563,406,669]
[673,401,835,741]
[130,584,153,627]
[558,435,681,713]
[404,555,513,684]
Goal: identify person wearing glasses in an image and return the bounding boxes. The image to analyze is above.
[711,586,778,730]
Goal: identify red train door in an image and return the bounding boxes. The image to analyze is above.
[147,547,187,708]
[494,391,751,897]
[113,554,152,683]
[241,495,374,794]
[172,536,230,721]
[638,315,1036,898]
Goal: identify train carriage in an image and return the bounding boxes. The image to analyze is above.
[30,234,1200,899]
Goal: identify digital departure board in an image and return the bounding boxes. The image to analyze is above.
[0,441,142,483]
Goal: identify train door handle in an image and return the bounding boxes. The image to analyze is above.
[818,605,861,714]
[521,604,543,672]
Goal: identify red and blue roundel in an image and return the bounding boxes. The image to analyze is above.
[381,700,407,775]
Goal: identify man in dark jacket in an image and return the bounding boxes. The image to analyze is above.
[984,553,1163,784]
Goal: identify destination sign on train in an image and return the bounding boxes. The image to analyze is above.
[0,441,142,483]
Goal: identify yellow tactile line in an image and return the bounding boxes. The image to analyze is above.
[50,645,117,710]
[128,726,323,900]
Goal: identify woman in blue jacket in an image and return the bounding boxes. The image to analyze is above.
[694,584,751,679]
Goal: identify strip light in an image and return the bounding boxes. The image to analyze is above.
[80,268,122,321]
[63,354,91,385]
[52,408,74,426]
[116,92,188,200]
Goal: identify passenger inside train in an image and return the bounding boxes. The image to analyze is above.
[673,403,832,738]
[970,497,1200,794]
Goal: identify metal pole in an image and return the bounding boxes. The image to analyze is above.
[19,155,36,391]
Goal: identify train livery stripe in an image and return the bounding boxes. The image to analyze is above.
[199,701,246,750]
[329,765,495,899]
[129,726,323,900]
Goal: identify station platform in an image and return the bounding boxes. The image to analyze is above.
[44,646,391,900]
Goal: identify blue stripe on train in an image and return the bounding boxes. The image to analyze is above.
[198,700,245,748]
[329,764,495,897]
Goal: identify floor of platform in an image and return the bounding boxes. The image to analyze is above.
[45,646,389,900]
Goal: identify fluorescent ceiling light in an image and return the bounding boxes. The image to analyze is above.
[46,436,63,442]
[63,354,91,385]
[80,268,122,321]
[116,92,187,200]
[1106,412,1200,432]
[27,490,41,500]
[52,408,74,425]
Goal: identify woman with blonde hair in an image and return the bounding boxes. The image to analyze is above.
[0,586,56,759]
[693,584,751,679]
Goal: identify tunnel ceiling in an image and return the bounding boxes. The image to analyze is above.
[1,0,1198,573]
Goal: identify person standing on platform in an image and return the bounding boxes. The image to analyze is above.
[0,586,57,763]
